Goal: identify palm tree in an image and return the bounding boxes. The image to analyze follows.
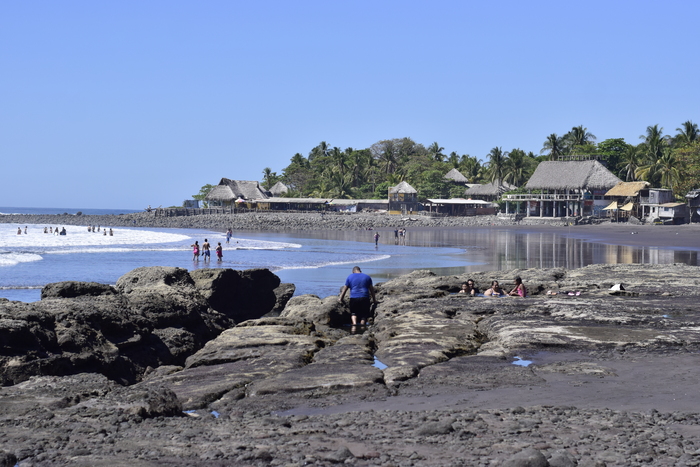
[620,146,640,181]
[329,147,348,177]
[428,142,445,162]
[656,149,680,190]
[566,125,596,148]
[503,149,527,187]
[541,134,564,160]
[447,152,460,168]
[460,155,481,183]
[675,120,699,146]
[486,147,508,185]
[262,167,275,189]
[639,124,668,162]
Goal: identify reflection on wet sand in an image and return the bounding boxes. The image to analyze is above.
[377,228,699,275]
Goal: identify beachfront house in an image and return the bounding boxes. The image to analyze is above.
[602,181,650,221]
[255,197,330,211]
[424,198,497,216]
[388,181,420,214]
[503,159,621,218]
[206,178,269,207]
[638,188,687,224]
[686,189,700,223]
[464,181,516,202]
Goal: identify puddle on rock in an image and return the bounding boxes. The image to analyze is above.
[512,356,533,367]
[372,356,388,370]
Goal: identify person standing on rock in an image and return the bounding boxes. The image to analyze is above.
[338,266,377,326]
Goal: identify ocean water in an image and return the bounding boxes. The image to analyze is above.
[3,208,700,303]
[0,206,141,216]
[0,223,471,302]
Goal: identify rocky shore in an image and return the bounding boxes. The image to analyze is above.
[3,263,700,465]
[1,211,574,232]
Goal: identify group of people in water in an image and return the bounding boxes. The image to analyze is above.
[191,238,223,262]
[22,226,66,235]
[18,226,115,236]
[86,225,113,236]
[459,277,527,297]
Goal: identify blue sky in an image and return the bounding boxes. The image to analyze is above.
[2,0,699,209]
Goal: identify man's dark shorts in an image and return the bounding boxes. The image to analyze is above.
[349,297,371,320]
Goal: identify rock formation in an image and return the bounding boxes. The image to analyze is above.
[2,263,700,465]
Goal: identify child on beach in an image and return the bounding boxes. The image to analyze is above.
[508,277,527,297]
[216,242,223,261]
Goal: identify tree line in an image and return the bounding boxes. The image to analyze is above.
[258,121,700,201]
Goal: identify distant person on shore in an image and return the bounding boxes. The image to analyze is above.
[44,227,48,234]
[87,226,92,232]
[191,241,200,261]
[459,279,478,296]
[374,232,380,246]
[109,228,113,236]
[216,242,223,261]
[226,228,232,244]
[484,280,506,296]
[394,228,399,244]
[202,239,211,261]
[508,277,527,297]
[60,227,66,236]
[103,229,107,236]
[338,266,377,326]
[17,227,21,235]
[49,227,53,234]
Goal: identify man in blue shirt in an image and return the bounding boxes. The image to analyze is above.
[338,266,377,326]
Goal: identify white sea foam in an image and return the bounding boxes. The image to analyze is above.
[0,224,189,248]
[0,252,43,267]
[278,254,391,270]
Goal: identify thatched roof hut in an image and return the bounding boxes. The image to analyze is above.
[206,178,268,204]
[605,181,649,197]
[269,181,289,197]
[389,181,417,194]
[444,168,468,184]
[526,160,621,191]
[464,181,516,199]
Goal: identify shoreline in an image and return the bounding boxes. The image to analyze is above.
[3,211,700,250]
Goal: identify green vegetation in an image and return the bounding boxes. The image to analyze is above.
[191,184,215,208]
[261,121,699,201]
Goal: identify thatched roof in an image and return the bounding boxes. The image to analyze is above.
[389,181,417,194]
[269,181,289,197]
[526,160,621,190]
[205,185,236,201]
[444,168,468,183]
[464,181,516,196]
[206,178,268,201]
[605,181,650,197]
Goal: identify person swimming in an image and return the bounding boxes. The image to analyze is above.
[484,280,506,296]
